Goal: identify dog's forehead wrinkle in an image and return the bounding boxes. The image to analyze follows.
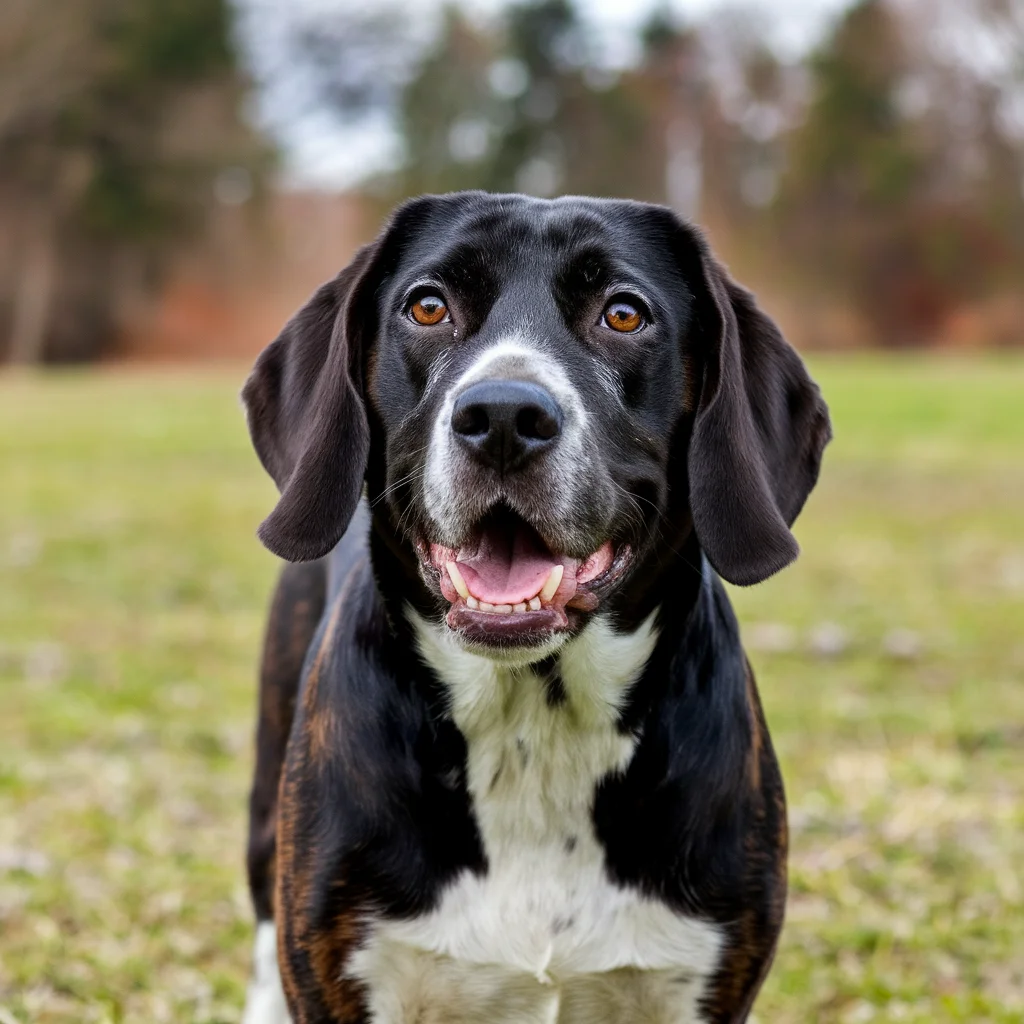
[421,205,627,293]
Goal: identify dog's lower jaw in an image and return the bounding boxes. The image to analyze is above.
[242,921,291,1024]
[452,625,570,668]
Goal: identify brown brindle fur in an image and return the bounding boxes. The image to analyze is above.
[701,664,788,1023]
[247,560,326,921]
[267,574,373,1023]
[275,744,371,1023]
[304,600,344,763]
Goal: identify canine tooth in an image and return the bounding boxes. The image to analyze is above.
[446,562,470,600]
[539,565,563,603]
[479,602,495,612]
[466,596,479,609]
[528,597,541,611]
[495,604,513,614]
[513,602,527,614]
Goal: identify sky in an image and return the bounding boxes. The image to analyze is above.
[239,0,855,189]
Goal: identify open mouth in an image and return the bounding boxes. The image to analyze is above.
[421,507,631,646]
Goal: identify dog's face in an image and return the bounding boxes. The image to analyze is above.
[244,192,830,657]
[372,196,701,651]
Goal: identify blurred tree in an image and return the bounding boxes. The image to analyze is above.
[227,0,1024,350]
[788,1,918,207]
[272,0,425,149]
[396,8,501,195]
[395,1,659,201]
[0,0,269,363]
[775,0,924,344]
[628,12,706,217]
[912,0,1024,288]
[678,5,804,235]
[776,0,1024,346]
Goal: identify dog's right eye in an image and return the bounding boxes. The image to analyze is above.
[602,298,645,334]
[409,295,449,326]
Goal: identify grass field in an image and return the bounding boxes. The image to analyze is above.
[1,357,1022,1023]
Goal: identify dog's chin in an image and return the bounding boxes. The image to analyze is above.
[416,506,634,658]
[444,608,572,665]
[444,604,575,663]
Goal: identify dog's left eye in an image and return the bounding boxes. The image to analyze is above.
[409,295,450,326]
[602,299,645,334]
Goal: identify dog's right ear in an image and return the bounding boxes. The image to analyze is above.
[241,242,380,562]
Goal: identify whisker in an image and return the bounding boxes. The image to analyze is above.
[372,467,423,507]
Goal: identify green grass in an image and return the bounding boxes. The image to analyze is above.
[1,357,1022,1023]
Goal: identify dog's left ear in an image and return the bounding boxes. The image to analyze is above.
[679,223,832,586]
[241,240,382,562]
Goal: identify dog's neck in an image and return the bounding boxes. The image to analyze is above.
[410,608,661,725]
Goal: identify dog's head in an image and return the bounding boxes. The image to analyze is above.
[244,192,830,657]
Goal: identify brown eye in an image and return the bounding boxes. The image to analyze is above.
[409,295,449,326]
[603,300,644,333]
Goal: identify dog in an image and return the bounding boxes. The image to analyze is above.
[239,191,831,1024]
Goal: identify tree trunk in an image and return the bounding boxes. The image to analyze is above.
[8,215,56,365]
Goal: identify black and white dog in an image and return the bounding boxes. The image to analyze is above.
[240,191,831,1024]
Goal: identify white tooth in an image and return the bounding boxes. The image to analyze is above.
[446,562,470,600]
[466,596,479,609]
[513,603,527,614]
[495,604,513,614]
[528,597,541,612]
[479,602,495,612]
[539,564,563,603]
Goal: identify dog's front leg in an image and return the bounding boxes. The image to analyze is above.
[244,561,328,1024]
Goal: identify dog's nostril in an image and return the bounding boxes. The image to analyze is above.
[452,403,489,438]
[516,405,559,441]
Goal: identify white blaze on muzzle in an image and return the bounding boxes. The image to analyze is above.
[423,337,590,539]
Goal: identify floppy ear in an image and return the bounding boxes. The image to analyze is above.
[241,242,380,562]
[681,225,832,586]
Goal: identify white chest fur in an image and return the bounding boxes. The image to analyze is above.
[346,614,724,1024]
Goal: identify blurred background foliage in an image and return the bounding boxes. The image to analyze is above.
[0,0,270,363]
[1,0,1022,363]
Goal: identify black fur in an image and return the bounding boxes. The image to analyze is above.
[242,191,830,1023]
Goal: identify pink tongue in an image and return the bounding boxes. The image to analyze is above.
[457,524,569,606]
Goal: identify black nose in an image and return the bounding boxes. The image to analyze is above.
[451,379,563,473]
